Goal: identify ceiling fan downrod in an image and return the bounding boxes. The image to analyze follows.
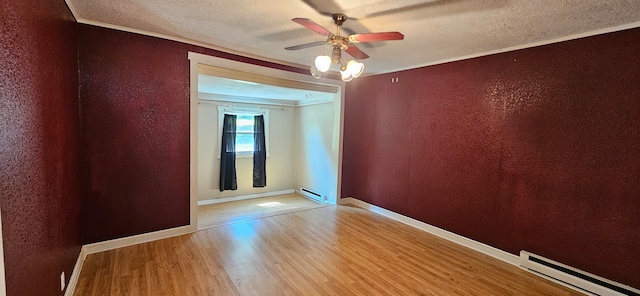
[332,13,347,36]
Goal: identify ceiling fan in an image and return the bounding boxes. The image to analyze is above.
[285,13,404,81]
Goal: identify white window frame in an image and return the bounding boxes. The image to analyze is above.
[217,106,269,159]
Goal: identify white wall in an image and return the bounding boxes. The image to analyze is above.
[295,102,335,202]
[197,101,296,201]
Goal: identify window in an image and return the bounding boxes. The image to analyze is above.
[235,114,255,153]
[217,106,269,158]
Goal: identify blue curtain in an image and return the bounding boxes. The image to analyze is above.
[220,114,237,191]
[253,115,267,187]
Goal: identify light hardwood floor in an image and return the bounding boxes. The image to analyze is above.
[197,193,327,230]
[74,205,583,295]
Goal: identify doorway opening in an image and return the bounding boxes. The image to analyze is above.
[188,52,344,231]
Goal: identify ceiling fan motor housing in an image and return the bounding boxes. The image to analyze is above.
[326,36,349,50]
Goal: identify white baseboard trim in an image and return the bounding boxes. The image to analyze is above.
[197,189,295,206]
[339,197,520,266]
[64,247,86,296]
[82,225,192,255]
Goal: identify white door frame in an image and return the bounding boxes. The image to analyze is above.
[187,52,345,231]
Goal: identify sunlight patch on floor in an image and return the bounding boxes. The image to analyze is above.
[256,201,284,208]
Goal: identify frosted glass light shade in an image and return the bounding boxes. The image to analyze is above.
[346,60,364,77]
[310,66,322,79]
[314,55,332,72]
[340,69,353,82]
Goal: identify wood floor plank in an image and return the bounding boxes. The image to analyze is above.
[75,205,583,295]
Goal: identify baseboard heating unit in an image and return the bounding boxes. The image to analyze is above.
[520,251,640,296]
[299,187,324,203]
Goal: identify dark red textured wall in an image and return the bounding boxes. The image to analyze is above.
[343,27,640,289]
[78,24,312,243]
[0,1,81,295]
[78,25,191,243]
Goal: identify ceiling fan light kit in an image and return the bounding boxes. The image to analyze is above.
[340,68,354,82]
[346,60,364,77]
[286,13,404,82]
[314,55,332,72]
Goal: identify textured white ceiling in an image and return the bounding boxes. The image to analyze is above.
[67,0,640,103]
[67,0,640,75]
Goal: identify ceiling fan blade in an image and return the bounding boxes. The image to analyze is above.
[299,0,341,17]
[292,18,333,36]
[348,32,404,43]
[344,45,369,60]
[285,41,326,50]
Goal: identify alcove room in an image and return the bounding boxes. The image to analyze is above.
[195,66,342,229]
